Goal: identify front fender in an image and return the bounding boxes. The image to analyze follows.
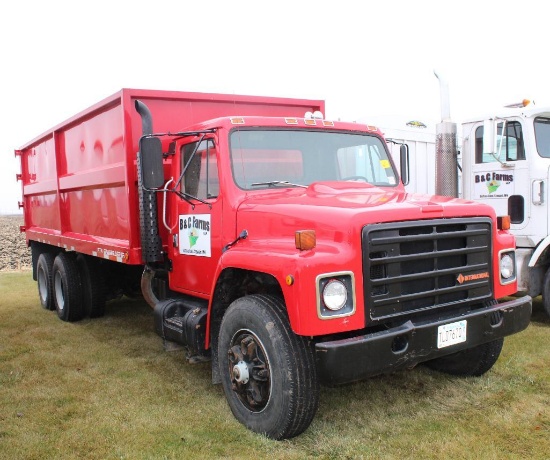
[212,241,366,337]
[528,235,550,267]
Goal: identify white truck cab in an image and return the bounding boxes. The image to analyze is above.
[379,101,550,316]
[462,104,550,305]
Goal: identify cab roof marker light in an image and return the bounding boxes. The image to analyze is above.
[504,99,532,108]
[230,117,245,124]
[285,117,298,125]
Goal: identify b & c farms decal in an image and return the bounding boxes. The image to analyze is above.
[474,172,514,199]
[179,214,211,257]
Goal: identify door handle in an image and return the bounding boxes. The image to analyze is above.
[532,180,545,205]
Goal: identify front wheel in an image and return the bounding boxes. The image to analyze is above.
[218,294,319,440]
[424,338,504,376]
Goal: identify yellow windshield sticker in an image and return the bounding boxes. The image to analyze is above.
[380,160,391,169]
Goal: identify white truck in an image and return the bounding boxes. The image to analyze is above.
[379,99,550,317]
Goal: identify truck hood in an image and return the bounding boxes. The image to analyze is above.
[236,181,496,241]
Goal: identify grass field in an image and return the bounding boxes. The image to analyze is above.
[1,271,548,460]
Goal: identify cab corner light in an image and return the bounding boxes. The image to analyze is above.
[497,215,511,230]
[295,230,316,250]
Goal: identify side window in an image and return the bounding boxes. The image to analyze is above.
[475,121,525,163]
[182,140,219,200]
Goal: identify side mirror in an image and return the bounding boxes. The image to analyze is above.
[483,119,507,160]
[140,137,164,189]
[400,144,409,186]
[483,119,496,155]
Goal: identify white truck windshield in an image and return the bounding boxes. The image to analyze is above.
[534,117,550,158]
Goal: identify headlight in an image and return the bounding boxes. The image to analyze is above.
[317,272,355,319]
[322,279,347,311]
[500,253,515,279]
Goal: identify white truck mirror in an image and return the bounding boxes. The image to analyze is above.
[483,119,507,162]
[483,119,496,155]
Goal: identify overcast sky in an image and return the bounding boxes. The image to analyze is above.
[1,0,547,214]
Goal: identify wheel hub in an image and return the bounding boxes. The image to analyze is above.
[54,272,65,311]
[232,361,249,384]
[38,268,47,302]
[227,330,271,411]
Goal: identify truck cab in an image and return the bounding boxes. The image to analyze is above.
[164,117,398,307]
[139,109,530,438]
[461,105,550,307]
[382,103,550,316]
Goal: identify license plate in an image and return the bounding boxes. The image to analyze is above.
[437,320,467,349]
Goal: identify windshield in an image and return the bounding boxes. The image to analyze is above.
[229,129,398,190]
[534,117,550,158]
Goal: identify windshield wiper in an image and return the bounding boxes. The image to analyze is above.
[250,180,307,188]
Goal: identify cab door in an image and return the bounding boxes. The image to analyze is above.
[468,119,546,236]
[169,138,222,295]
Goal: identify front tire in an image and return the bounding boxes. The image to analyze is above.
[218,294,319,440]
[52,253,84,322]
[424,338,504,376]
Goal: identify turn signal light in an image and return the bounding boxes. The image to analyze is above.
[295,230,316,250]
[497,215,511,230]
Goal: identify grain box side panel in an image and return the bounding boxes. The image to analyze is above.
[21,134,61,240]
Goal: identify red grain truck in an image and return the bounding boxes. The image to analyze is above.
[16,88,532,439]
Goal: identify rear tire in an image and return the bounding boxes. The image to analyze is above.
[425,338,504,376]
[76,254,106,318]
[37,253,55,310]
[542,267,550,317]
[52,253,84,322]
[218,294,319,440]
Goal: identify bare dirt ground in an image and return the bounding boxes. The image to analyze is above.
[0,214,31,271]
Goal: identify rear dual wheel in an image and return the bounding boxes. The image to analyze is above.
[76,254,106,318]
[52,253,84,322]
[36,251,107,321]
[37,253,55,310]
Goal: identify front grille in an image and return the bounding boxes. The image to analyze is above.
[363,218,492,321]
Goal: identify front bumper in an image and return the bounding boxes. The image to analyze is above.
[315,296,532,385]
